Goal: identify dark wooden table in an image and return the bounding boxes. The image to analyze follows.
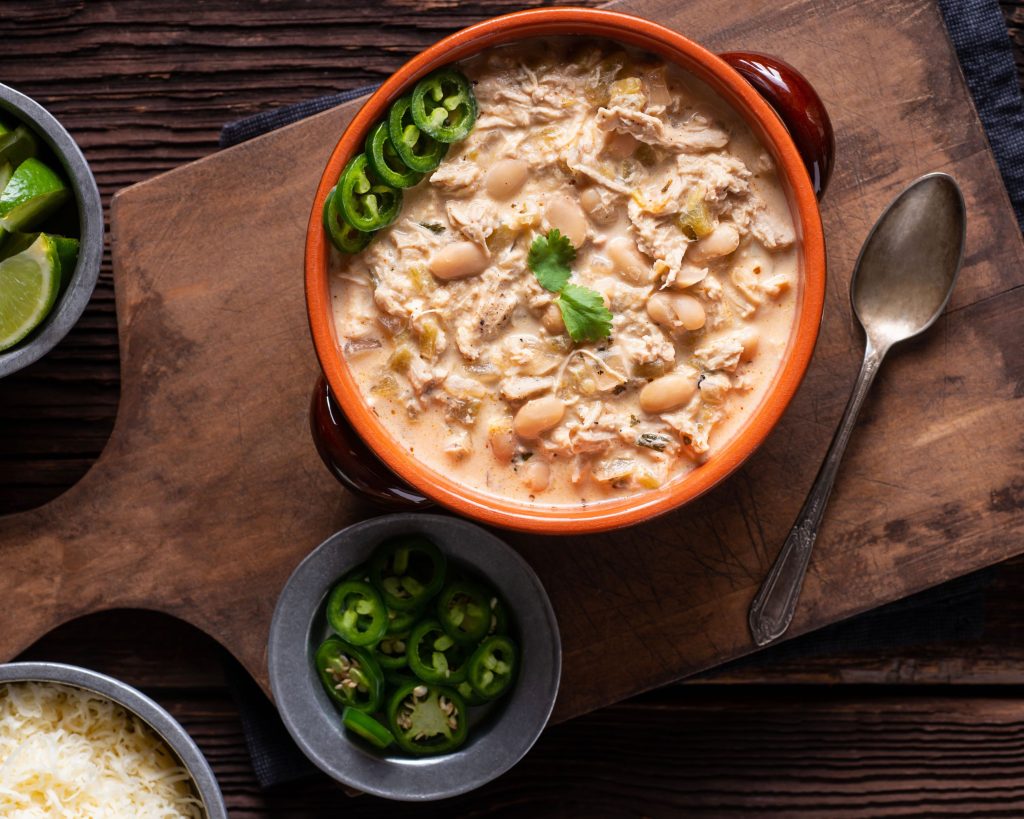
[3,2,1023,815]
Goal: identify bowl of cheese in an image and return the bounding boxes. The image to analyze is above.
[0,662,226,818]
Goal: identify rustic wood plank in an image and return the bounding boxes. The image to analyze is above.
[2,0,1023,729]
[19,610,1024,817]
[163,690,1024,817]
[4,4,1024,816]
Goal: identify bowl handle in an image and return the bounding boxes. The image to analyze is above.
[719,51,835,198]
[309,375,432,510]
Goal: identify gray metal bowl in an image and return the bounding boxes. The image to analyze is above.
[0,83,103,378]
[268,514,562,801]
[0,661,227,819]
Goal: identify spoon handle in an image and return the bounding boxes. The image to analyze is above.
[748,341,886,646]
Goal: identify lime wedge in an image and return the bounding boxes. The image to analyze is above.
[0,158,68,232]
[0,126,38,168]
[0,231,39,261]
[0,233,60,351]
[51,235,79,284]
[0,162,11,194]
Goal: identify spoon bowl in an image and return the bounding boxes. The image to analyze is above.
[852,173,966,350]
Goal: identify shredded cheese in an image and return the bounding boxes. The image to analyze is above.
[0,682,204,818]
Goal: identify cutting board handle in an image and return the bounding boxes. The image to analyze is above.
[309,375,432,510]
[720,51,835,198]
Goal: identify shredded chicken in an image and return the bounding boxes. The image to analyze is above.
[329,37,799,504]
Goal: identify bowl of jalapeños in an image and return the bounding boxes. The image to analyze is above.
[267,514,561,800]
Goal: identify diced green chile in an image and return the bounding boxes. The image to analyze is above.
[407,618,468,684]
[436,580,491,644]
[322,186,372,254]
[338,153,402,232]
[387,96,448,174]
[314,637,384,713]
[375,631,410,670]
[410,69,478,143]
[343,707,394,749]
[370,535,446,612]
[467,635,518,700]
[365,121,423,189]
[386,682,468,756]
[326,579,388,646]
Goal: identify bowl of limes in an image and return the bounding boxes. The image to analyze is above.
[0,82,102,378]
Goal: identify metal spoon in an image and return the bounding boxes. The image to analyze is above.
[748,172,966,647]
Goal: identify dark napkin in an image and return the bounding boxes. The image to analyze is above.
[938,0,1024,230]
[220,0,1022,789]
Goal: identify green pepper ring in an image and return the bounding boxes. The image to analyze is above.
[488,594,509,636]
[456,678,489,707]
[342,706,395,750]
[386,681,468,756]
[386,605,422,635]
[365,121,423,189]
[387,96,448,174]
[436,579,492,645]
[369,535,447,612]
[325,578,388,647]
[410,68,478,144]
[322,186,373,254]
[407,618,468,685]
[467,635,518,701]
[338,153,403,233]
[314,637,384,713]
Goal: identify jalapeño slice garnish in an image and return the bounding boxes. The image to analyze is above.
[410,69,478,144]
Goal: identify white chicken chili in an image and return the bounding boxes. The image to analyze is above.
[330,38,800,507]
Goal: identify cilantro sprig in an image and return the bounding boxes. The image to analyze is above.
[527,229,612,343]
[528,228,575,292]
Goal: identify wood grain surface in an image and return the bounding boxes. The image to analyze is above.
[4,2,1024,816]
[2,0,1024,730]
[15,592,1024,817]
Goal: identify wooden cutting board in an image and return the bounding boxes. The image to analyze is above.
[2,0,1022,723]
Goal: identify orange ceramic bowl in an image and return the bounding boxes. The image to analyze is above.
[305,7,827,534]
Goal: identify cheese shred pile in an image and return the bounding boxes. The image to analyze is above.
[0,682,204,818]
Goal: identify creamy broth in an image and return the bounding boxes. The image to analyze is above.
[330,38,799,508]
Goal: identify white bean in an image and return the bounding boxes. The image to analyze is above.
[639,373,697,414]
[544,195,588,247]
[541,303,565,335]
[739,327,759,362]
[579,187,617,224]
[671,263,708,289]
[523,460,550,492]
[646,292,706,331]
[485,159,529,200]
[645,292,675,327]
[673,294,706,331]
[606,236,650,283]
[429,242,489,280]
[690,223,740,263]
[513,395,565,438]
[489,427,516,461]
[580,187,603,214]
